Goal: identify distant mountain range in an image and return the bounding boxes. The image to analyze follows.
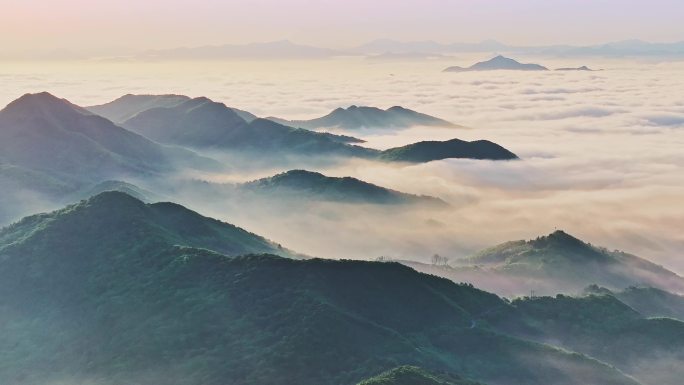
[556,65,596,71]
[89,94,514,163]
[353,38,684,57]
[117,96,374,157]
[403,230,684,296]
[0,92,516,224]
[269,105,457,130]
[443,56,597,72]
[10,39,684,61]
[138,40,342,60]
[241,169,447,206]
[87,94,260,124]
[1,193,667,385]
[87,94,193,122]
[443,55,548,72]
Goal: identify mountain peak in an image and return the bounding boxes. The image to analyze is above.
[444,56,548,72]
[246,169,327,186]
[279,169,324,177]
[531,230,590,250]
[84,190,147,208]
[274,105,456,130]
[243,169,447,206]
[547,229,577,241]
[6,92,68,109]
[15,91,61,102]
[0,190,297,260]
[2,92,90,118]
[488,55,516,63]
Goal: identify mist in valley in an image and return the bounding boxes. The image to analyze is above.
[2,56,684,281]
[2,53,684,385]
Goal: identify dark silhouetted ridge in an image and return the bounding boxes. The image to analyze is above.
[380,138,518,162]
[269,105,457,130]
[242,169,447,206]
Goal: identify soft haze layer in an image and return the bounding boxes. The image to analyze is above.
[2,0,684,54]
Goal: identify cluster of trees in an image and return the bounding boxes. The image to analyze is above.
[375,254,450,266]
[432,254,450,266]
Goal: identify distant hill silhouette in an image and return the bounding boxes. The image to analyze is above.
[379,138,518,162]
[138,40,342,60]
[87,93,259,123]
[269,105,457,130]
[121,97,374,157]
[443,55,548,72]
[89,95,514,163]
[354,38,684,57]
[241,169,447,206]
[556,66,596,71]
[87,94,191,122]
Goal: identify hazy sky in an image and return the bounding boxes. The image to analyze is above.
[2,0,684,53]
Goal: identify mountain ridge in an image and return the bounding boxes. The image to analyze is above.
[269,105,458,130]
[0,190,299,259]
[121,96,375,158]
[0,92,218,179]
[0,200,643,385]
[380,138,519,162]
[241,169,448,206]
[403,230,684,297]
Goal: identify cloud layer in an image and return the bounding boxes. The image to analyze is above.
[2,56,684,273]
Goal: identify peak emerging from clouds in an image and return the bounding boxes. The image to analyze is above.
[269,105,457,130]
[444,55,549,72]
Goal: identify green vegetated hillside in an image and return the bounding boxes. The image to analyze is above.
[0,191,296,260]
[504,293,684,385]
[0,192,649,385]
[241,169,447,206]
[469,230,684,291]
[584,284,684,322]
[405,230,684,297]
[74,180,160,203]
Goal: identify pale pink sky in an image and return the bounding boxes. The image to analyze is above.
[2,0,683,53]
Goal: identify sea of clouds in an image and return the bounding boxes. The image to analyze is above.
[1,55,683,271]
